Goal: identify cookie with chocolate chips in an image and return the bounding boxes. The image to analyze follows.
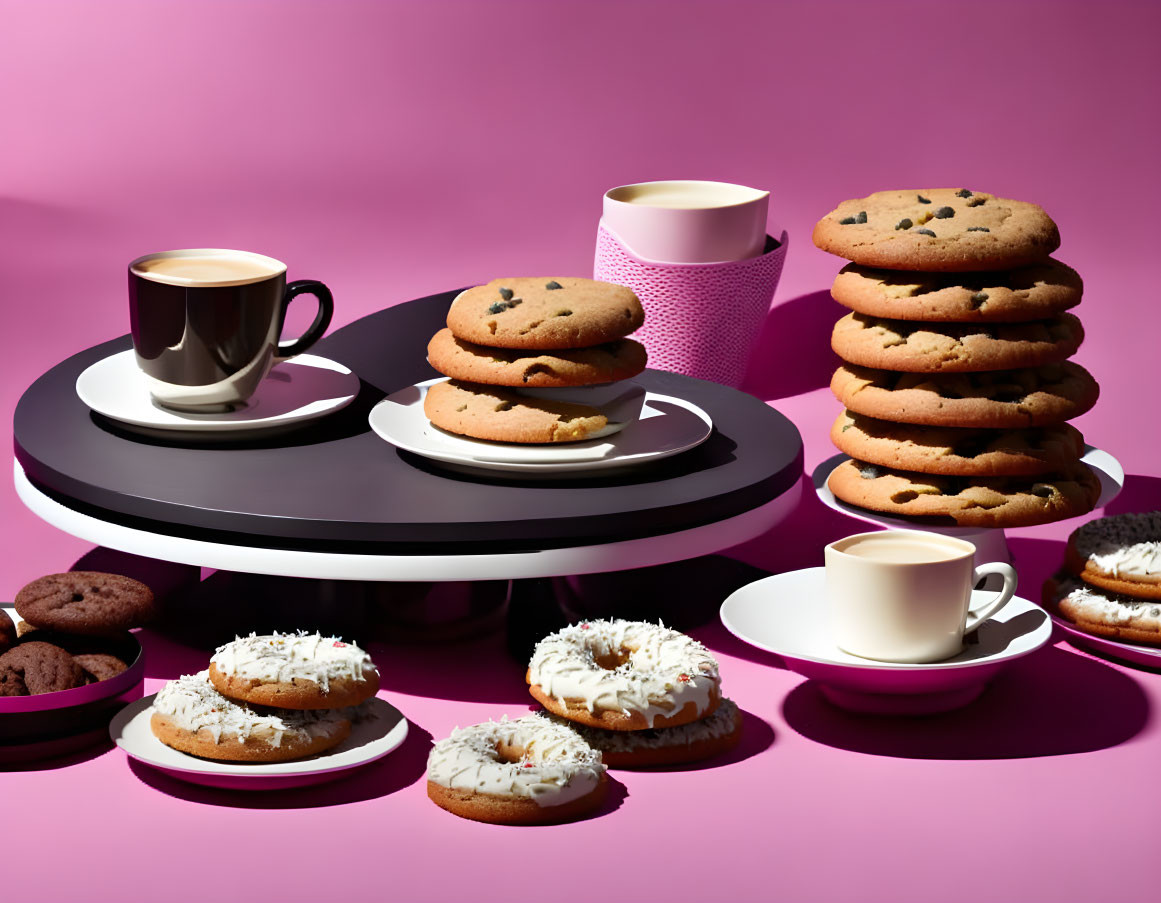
[424,379,609,443]
[15,571,155,636]
[831,411,1085,477]
[831,260,1083,323]
[427,327,647,388]
[446,278,644,350]
[827,458,1099,528]
[831,312,1084,372]
[813,189,1060,271]
[831,362,1099,428]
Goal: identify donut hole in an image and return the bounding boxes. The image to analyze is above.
[592,647,632,671]
[495,740,527,764]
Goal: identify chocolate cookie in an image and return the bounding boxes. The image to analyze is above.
[831,312,1083,373]
[0,641,85,695]
[446,278,644,350]
[831,362,1099,428]
[72,653,130,683]
[424,379,608,444]
[0,609,15,653]
[831,411,1085,477]
[14,572,155,636]
[1046,571,1161,646]
[1064,512,1161,600]
[827,458,1100,528]
[813,189,1060,271]
[427,328,647,388]
[831,260,1083,323]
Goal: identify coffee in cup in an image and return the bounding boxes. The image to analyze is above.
[824,530,1018,663]
[128,248,333,410]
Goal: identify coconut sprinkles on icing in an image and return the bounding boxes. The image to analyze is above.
[1075,512,1161,579]
[210,631,377,692]
[528,619,721,726]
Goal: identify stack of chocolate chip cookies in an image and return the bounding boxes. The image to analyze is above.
[812,188,1100,528]
[1045,512,1161,647]
[424,277,647,443]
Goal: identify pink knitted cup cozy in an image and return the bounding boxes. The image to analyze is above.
[594,221,788,388]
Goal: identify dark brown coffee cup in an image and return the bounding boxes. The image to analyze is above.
[128,248,333,410]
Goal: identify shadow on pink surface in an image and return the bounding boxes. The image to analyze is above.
[740,290,844,402]
[780,646,1148,760]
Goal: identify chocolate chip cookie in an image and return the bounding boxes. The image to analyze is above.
[427,327,647,388]
[831,411,1085,477]
[813,189,1060,271]
[15,572,155,636]
[446,278,644,350]
[424,379,608,443]
[830,260,1083,323]
[0,641,86,695]
[828,458,1100,528]
[831,362,1099,428]
[831,312,1083,372]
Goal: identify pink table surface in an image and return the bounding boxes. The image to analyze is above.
[2,2,1159,901]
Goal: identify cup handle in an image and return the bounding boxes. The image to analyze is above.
[964,562,1019,633]
[275,279,334,361]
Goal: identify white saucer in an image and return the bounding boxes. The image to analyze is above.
[812,446,1125,565]
[368,378,713,475]
[76,350,361,437]
[1049,613,1161,671]
[720,567,1053,714]
[110,695,409,790]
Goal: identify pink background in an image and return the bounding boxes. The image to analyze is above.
[2,2,1159,901]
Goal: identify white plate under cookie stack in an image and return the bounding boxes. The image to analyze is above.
[813,188,1101,529]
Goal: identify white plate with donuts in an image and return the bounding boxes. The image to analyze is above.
[110,695,409,790]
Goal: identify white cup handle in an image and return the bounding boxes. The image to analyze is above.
[964,562,1018,633]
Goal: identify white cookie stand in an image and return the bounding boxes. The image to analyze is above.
[813,445,1124,566]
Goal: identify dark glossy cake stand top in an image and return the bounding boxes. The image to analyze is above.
[14,290,802,555]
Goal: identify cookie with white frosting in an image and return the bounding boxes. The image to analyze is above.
[1046,572,1161,646]
[1065,512,1161,599]
[551,697,743,768]
[208,632,380,710]
[527,619,722,731]
[426,714,607,825]
[150,671,352,762]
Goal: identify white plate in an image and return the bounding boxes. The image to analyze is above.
[368,378,713,475]
[1049,613,1161,671]
[110,695,409,790]
[720,567,1053,714]
[76,350,360,436]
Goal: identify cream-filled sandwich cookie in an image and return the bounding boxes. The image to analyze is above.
[1046,572,1161,646]
[208,631,380,710]
[426,714,607,825]
[1065,511,1161,599]
[150,671,351,763]
[527,619,722,731]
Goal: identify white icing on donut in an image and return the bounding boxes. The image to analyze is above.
[426,714,605,807]
[528,619,721,727]
[210,632,377,692]
[1058,577,1161,627]
[152,671,348,747]
[1075,512,1161,580]
[559,698,741,753]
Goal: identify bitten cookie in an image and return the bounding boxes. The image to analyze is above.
[208,632,380,710]
[424,379,608,443]
[527,619,722,731]
[0,641,85,695]
[827,458,1100,528]
[830,260,1083,323]
[151,671,352,763]
[831,411,1085,477]
[812,189,1060,271]
[426,714,607,825]
[1064,512,1161,599]
[1046,572,1161,646]
[14,572,155,636]
[446,278,644,350]
[552,697,743,768]
[831,362,1099,428]
[427,328,647,388]
[831,312,1083,373]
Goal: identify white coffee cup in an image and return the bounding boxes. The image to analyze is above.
[602,179,769,263]
[824,530,1018,664]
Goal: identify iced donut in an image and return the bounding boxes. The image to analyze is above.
[208,631,379,709]
[552,697,743,768]
[426,714,607,825]
[527,619,721,730]
[150,671,351,762]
